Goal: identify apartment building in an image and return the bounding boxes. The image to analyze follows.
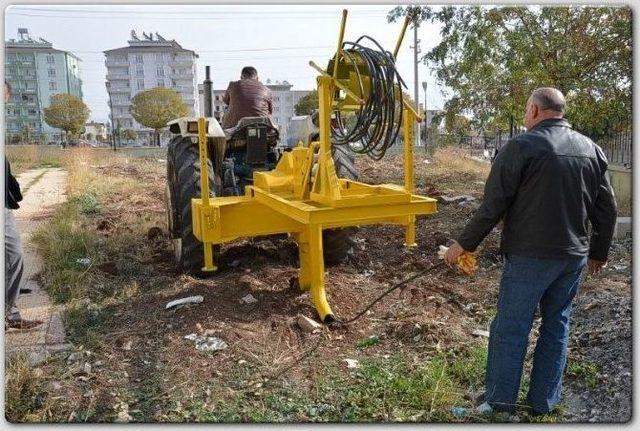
[5,28,83,143]
[104,31,198,145]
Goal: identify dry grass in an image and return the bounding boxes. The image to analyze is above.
[5,145,63,174]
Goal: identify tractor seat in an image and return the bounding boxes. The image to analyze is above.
[223,116,279,141]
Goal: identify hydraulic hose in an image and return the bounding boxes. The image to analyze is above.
[331,35,408,160]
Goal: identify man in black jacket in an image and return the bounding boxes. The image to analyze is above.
[445,87,617,415]
[5,80,42,330]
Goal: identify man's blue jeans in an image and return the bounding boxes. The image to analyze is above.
[485,253,587,413]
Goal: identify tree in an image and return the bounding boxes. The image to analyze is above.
[122,129,138,142]
[86,132,94,141]
[129,87,188,146]
[43,94,90,142]
[389,6,632,138]
[294,90,319,115]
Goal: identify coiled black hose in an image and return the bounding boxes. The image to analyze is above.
[331,35,407,160]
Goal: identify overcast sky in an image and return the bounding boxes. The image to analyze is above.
[5,4,445,123]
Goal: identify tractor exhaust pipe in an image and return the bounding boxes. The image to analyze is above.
[203,65,213,118]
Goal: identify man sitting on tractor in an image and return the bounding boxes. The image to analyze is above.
[222,66,273,129]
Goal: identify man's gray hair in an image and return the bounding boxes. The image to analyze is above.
[530,87,566,114]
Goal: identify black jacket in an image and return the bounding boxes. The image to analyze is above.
[5,159,22,210]
[458,118,617,261]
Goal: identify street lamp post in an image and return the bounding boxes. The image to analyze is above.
[421,81,428,148]
[105,81,116,151]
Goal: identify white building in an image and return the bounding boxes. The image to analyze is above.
[266,80,312,146]
[205,79,312,145]
[5,28,83,143]
[83,121,108,142]
[104,31,198,146]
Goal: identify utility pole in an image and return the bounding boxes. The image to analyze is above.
[413,21,420,147]
[422,81,428,148]
[105,81,116,151]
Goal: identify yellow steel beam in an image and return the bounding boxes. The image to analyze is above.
[197,117,216,272]
[309,61,364,105]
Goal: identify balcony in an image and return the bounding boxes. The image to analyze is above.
[109,87,131,93]
[106,74,130,81]
[170,71,194,78]
[168,60,193,67]
[106,59,129,67]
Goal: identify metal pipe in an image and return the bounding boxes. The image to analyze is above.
[332,9,348,79]
[203,65,213,117]
[393,15,411,60]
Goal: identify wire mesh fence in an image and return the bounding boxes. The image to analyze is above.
[597,130,632,167]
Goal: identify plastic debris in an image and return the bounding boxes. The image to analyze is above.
[184,333,228,352]
[297,314,322,333]
[344,358,360,369]
[165,295,204,310]
[241,293,258,304]
[476,402,493,415]
[472,329,490,338]
[450,406,469,418]
[76,257,92,266]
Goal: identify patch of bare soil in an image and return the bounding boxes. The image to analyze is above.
[36,150,631,422]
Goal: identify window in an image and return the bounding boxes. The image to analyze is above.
[156,53,164,61]
[137,79,144,90]
[47,68,56,77]
[49,81,57,91]
[157,80,165,87]
[28,108,37,116]
[156,67,164,77]
[135,54,143,63]
[46,55,55,64]
[136,65,144,76]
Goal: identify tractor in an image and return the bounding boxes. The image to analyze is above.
[165,68,357,275]
[163,10,438,323]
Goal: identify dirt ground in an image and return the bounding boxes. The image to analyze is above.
[6,148,632,423]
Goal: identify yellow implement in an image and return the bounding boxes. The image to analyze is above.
[191,10,437,322]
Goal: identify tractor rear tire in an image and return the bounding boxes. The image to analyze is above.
[166,136,221,275]
[322,144,358,265]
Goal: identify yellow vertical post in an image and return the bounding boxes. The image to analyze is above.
[403,108,415,193]
[197,117,216,271]
[403,108,417,247]
[311,76,341,203]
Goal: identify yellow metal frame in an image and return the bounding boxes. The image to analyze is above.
[191,10,437,322]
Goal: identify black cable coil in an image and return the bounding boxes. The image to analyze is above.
[331,35,408,160]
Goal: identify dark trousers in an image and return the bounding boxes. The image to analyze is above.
[485,253,587,413]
